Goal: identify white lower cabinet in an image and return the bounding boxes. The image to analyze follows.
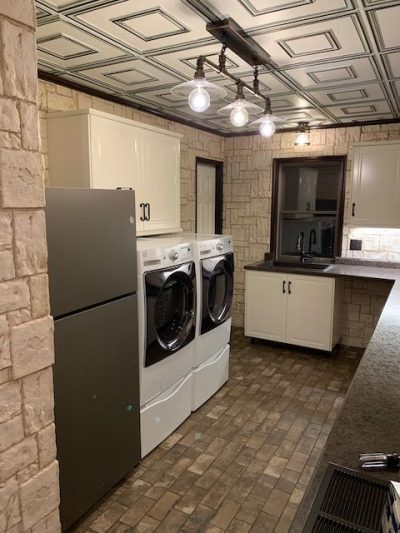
[245,270,340,351]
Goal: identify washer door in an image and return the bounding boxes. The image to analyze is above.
[201,253,234,335]
[145,262,196,367]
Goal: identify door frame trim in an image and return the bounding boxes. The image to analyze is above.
[195,157,224,234]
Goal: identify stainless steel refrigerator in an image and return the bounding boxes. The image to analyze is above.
[46,188,140,531]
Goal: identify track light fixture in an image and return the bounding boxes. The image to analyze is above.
[295,122,311,145]
[170,39,285,135]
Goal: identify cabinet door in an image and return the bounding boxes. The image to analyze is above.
[286,275,334,350]
[90,115,138,191]
[351,143,400,227]
[245,270,287,342]
[137,129,180,234]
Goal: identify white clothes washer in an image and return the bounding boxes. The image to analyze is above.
[136,238,196,457]
[142,234,234,410]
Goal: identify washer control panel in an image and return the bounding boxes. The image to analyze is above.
[163,244,193,267]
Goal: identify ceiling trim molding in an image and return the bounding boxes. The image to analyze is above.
[39,70,400,138]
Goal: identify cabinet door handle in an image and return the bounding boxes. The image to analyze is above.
[352,202,356,217]
[139,203,146,221]
[288,281,292,294]
[282,280,286,294]
[146,203,151,221]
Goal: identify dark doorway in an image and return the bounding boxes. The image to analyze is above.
[195,157,223,234]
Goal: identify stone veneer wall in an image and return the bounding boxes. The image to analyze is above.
[0,3,61,532]
[346,227,400,262]
[37,80,225,232]
[340,278,392,347]
[37,80,400,347]
[224,124,400,343]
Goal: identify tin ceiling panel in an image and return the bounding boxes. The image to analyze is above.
[35,0,400,134]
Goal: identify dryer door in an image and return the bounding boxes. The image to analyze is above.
[145,262,196,367]
[201,253,234,335]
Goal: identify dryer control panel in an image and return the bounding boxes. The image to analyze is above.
[199,236,233,258]
[139,243,194,271]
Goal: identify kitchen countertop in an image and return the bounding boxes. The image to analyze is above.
[244,260,400,531]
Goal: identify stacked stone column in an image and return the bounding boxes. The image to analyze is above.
[0,2,60,531]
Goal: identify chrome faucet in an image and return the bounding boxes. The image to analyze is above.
[296,231,305,261]
[308,229,317,257]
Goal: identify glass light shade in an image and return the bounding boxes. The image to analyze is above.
[230,105,249,127]
[259,119,276,137]
[188,86,210,112]
[250,112,285,137]
[295,131,310,145]
[218,98,263,118]
[171,78,226,99]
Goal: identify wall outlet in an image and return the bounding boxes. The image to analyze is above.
[350,239,362,251]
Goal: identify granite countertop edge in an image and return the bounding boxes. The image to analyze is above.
[244,259,400,532]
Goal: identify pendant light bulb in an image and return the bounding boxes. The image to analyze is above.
[230,105,249,127]
[259,118,276,138]
[188,86,210,112]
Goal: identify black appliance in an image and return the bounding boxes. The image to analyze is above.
[201,252,234,335]
[145,261,196,367]
[46,188,140,531]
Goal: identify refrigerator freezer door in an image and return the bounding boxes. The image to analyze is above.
[53,294,140,530]
[46,188,137,318]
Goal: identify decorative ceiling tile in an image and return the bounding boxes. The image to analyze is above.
[211,0,352,31]
[36,19,127,69]
[35,0,400,133]
[326,100,392,118]
[67,0,213,54]
[309,82,386,105]
[285,57,378,88]
[70,57,182,92]
[383,51,400,78]
[253,16,369,67]
[368,5,400,52]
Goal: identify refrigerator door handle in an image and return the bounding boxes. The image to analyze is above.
[139,203,146,221]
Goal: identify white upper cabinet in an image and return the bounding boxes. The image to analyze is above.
[46,109,182,236]
[135,128,180,235]
[350,142,400,227]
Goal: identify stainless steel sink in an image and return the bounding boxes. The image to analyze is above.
[272,261,331,271]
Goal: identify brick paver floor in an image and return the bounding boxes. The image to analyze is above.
[72,328,361,533]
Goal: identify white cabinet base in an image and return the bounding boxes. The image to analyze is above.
[245,270,341,352]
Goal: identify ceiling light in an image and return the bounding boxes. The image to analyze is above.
[171,56,226,113]
[218,82,263,127]
[295,122,311,145]
[251,102,286,137]
[172,41,284,136]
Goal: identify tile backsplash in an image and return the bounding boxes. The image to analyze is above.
[342,227,400,262]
